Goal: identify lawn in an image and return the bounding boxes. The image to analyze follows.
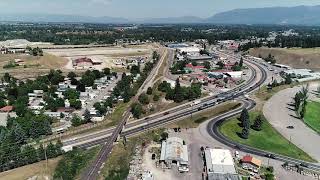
[168,102,241,128]
[304,101,320,134]
[220,111,316,162]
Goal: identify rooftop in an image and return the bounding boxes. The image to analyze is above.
[204,148,236,174]
[160,137,188,164]
[241,155,262,167]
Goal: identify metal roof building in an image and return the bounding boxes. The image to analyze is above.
[160,137,189,172]
[204,148,240,180]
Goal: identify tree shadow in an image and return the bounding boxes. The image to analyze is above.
[287,106,296,111]
[287,103,295,107]
[289,114,301,120]
[237,122,244,128]
[236,132,243,138]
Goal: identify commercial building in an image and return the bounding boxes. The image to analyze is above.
[160,137,189,172]
[177,47,201,54]
[204,148,240,180]
[284,69,320,82]
[72,57,102,68]
[241,155,262,169]
[225,71,243,79]
[187,55,213,61]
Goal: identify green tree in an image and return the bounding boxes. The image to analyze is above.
[153,94,160,102]
[131,103,143,119]
[174,78,184,103]
[103,68,111,76]
[285,74,292,84]
[0,98,6,108]
[252,114,263,131]
[71,115,83,127]
[146,87,153,95]
[83,109,91,123]
[130,65,140,75]
[239,57,244,67]
[241,128,249,139]
[67,72,77,79]
[138,93,150,105]
[46,142,57,158]
[64,89,80,100]
[239,108,250,128]
[203,61,211,70]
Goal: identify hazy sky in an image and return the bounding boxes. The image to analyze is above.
[0,0,319,19]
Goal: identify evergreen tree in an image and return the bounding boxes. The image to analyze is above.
[241,128,249,139]
[174,78,184,103]
[252,114,263,131]
[83,109,91,123]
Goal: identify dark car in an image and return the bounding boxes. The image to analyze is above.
[300,163,309,168]
[287,126,294,129]
[265,154,276,159]
[163,112,170,115]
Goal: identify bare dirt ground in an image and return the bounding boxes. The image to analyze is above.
[249,47,320,71]
[0,157,61,180]
[0,53,68,78]
[45,45,154,71]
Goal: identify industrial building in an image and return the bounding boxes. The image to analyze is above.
[284,69,320,82]
[204,148,240,180]
[160,137,189,172]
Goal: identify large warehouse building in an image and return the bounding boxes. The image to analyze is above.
[160,137,189,172]
[204,148,240,180]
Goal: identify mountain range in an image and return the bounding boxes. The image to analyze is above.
[1,5,320,25]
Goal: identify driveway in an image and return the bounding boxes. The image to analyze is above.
[263,82,320,162]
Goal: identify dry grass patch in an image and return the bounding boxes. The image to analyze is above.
[0,157,61,180]
[249,47,320,71]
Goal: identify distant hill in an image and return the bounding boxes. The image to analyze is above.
[1,5,320,25]
[141,16,203,24]
[0,14,130,24]
[206,5,320,25]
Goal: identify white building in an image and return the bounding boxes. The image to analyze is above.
[225,71,243,79]
[177,47,201,54]
[204,148,240,180]
[160,137,189,172]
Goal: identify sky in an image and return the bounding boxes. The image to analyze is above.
[0,0,319,19]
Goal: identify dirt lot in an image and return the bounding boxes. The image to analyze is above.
[45,45,154,71]
[0,157,61,180]
[0,53,68,78]
[249,47,320,71]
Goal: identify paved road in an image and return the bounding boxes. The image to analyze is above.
[264,83,320,162]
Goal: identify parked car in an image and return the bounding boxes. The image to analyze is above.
[235,151,240,158]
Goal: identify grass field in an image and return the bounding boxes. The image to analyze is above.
[220,111,316,162]
[0,157,62,180]
[168,102,241,128]
[249,47,320,71]
[305,101,320,134]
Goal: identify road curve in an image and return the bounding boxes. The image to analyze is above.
[206,60,320,171]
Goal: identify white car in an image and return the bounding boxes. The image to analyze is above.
[235,151,240,158]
